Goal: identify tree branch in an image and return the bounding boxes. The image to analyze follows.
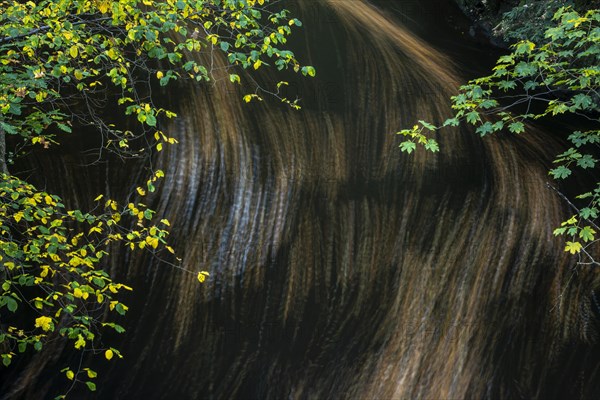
[0,16,112,45]
[0,126,9,175]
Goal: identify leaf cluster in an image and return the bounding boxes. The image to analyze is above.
[0,172,180,394]
[0,0,314,158]
[397,7,600,262]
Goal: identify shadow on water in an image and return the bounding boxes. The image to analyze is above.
[3,1,600,399]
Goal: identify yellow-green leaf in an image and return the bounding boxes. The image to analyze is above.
[565,241,583,254]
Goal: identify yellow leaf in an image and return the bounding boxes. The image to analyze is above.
[98,1,109,13]
[94,194,104,202]
[107,48,118,60]
[197,271,209,283]
[156,71,164,79]
[69,257,82,267]
[105,349,114,360]
[156,143,163,152]
[34,316,53,332]
[74,335,86,349]
[136,187,145,196]
[73,288,83,298]
[253,59,262,70]
[243,95,252,103]
[565,241,583,254]
[145,236,159,249]
[13,212,23,223]
[34,298,43,309]
[66,370,75,380]
[69,45,78,58]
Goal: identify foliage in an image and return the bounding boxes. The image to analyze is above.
[493,0,575,43]
[0,0,312,159]
[0,172,172,390]
[398,7,600,265]
[0,0,312,396]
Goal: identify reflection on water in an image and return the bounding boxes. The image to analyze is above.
[3,1,600,399]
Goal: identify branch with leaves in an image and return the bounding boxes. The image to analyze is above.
[0,0,314,161]
[0,0,314,396]
[397,7,599,263]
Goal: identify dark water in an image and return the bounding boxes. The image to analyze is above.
[3,1,600,399]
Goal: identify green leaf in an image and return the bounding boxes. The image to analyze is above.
[553,227,567,236]
[424,139,439,152]
[443,117,459,127]
[86,382,97,391]
[146,114,157,127]
[2,355,11,367]
[115,303,126,315]
[576,154,596,169]
[550,166,572,179]
[580,207,598,219]
[508,121,525,134]
[0,121,18,135]
[399,141,417,154]
[301,66,316,77]
[498,80,516,91]
[56,123,72,133]
[466,111,480,124]
[418,120,436,131]
[515,40,535,54]
[514,62,536,76]
[5,296,17,312]
[571,93,594,110]
[579,226,596,242]
[476,121,494,136]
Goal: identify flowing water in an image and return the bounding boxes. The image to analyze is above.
[3,0,600,399]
